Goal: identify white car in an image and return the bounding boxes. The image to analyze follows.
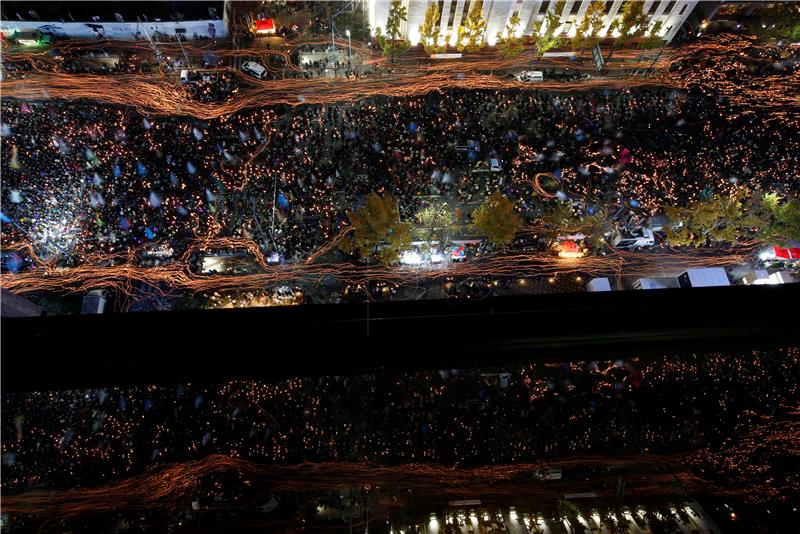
[535,467,562,480]
[242,61,268,80]
[611,227,656,249]
[518,70,544,82]
[490,158,502,172]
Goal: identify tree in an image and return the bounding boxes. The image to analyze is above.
[534,0,566,57]
[416,203,455,244]
[582,209,616,242]
[456,0,488,53]
[636,20,665,74]
[375,0,411,62]
[419,2,446,56]
[663,191,763,247]
[606,0,649,63]
[572,0,606,58]
[497,13,524,58]
[752,2,800,42]
[343,193,412,264]
[471,191,523,247]
[556,499,583,533]
[537,202,613,243]
[335,9,370,41]
[538,201,582,239]
[753,192,800,244]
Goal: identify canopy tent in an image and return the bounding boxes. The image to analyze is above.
[773,246,800,260]
[255,19,276,34]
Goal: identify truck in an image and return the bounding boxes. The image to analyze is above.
[586,277,612,292]
[741,270,795,285]
[633,277,680,290]
[677,268,730,288]
[81,289,108,314]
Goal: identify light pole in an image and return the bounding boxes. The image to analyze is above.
[330,2,353,78]
[331,22,337,77]
[346,29,352,67]
[271,174,277,236]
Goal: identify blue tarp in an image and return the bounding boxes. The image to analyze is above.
[277,193,289,209]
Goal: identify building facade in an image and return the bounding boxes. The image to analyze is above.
[0,1,225,41]
[368,0,701,46]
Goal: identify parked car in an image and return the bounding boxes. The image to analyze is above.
[518,70,544,82]
[11,30,54,47]
[241,61,268,80]
[180,69,220,84]
[611,227,656,249]
[535,467,562,480]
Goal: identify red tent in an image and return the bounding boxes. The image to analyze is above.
[558,240,583,258]
[255,19,276,34]
[561,240,579,253]
[773,246,800,260]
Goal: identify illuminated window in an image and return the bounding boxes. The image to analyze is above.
[447,2,457,28]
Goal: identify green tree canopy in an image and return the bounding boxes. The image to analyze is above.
[419,2,447,55]
[497,13,525,58]
[385,0,406,40]
[538,201,582,239]
[640,19,665,50]
[343,193,412,264]
[534,0,566,57]
[637,20,666,72]
[471,191,523,247]
[753,192,800,244]
[416,203,455,243]
[572,0,606,54]
[663,191,763,247]
[753,2,800,42]
[375,0,411,61]
[456,0,488,53]
[538,202,613,242]
[610,0,649,46]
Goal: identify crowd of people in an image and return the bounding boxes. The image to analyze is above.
[2,348,798,493]
[3,81,799,271]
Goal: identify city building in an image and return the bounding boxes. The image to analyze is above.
[368,0,704,46]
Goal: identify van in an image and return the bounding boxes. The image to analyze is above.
[242,61,268,80]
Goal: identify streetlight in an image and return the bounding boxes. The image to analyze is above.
[346,29,352,67]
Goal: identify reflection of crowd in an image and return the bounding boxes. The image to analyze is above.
[2,349,798,492]
[2,85,800,268]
